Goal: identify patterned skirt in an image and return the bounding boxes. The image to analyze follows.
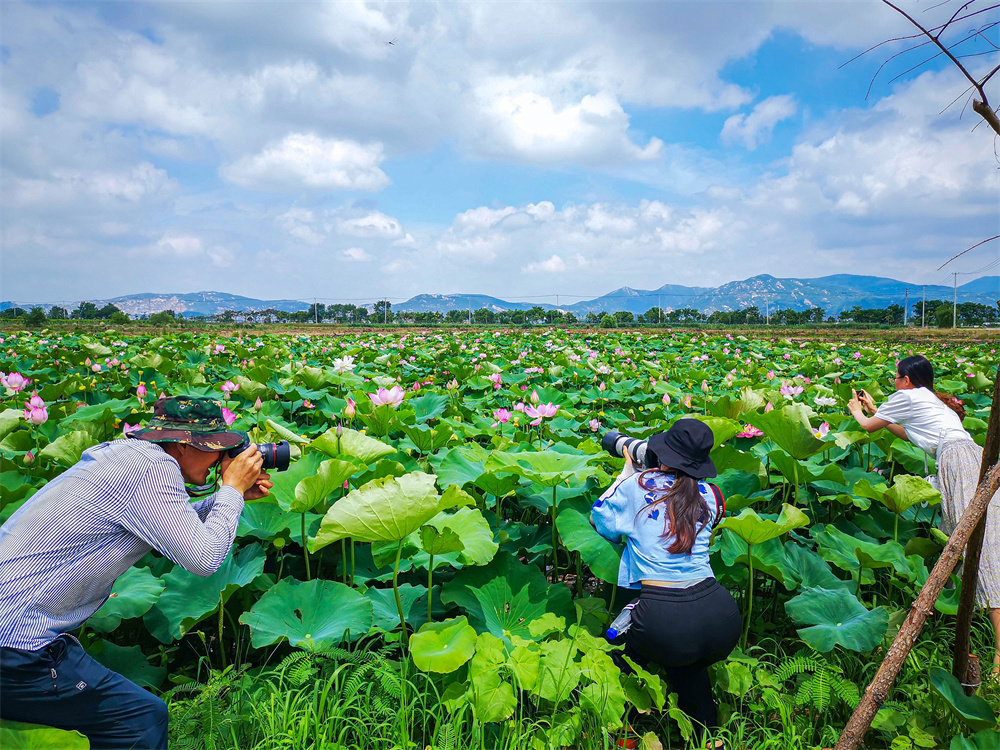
[938,439,1000,608]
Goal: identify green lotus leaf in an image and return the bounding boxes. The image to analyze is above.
[365,583,429,631]
[38,431,99,467]
[690,415,743,447]
[744,404,827,460]
[408,392,450,423]
[767,450,845,486]
[784,586,889,652]
[419,525,465,557]
[236,502,296,540]
[580,675,629,729]
[555,497,624,584]
[268,451,327,511]
[264,418,310,445]
[854,475,941,515]
[291,458,363,513]
[0,409,24,441]
[929,666,997,731]
[87,639,165,689]
[531,639,581,704]
[240,578,372,650]
[0,721,88,750]
[783,542,850,591]
[231,375,268,402]
[144,544,266,643]
[950,730,1000,749]
[475,471,520,499]
[471,668,518,722]
[401,423,455,453]
[484,449,600,487]
[312,471,440,548]
[717,504,809,546]
[311,426,394,464]
[433,506,498,566]
[717,534,794,587]
[410,616,478,673]
[89,566,165,633]
[441,552,574,641]
[433,443,489,490]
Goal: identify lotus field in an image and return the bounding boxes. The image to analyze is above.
[3,327,1000,749]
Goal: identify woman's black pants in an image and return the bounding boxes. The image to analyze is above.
[619,579,741,735]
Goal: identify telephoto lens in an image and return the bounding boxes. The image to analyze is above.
[600,430,659,470]
[226,437,291,472]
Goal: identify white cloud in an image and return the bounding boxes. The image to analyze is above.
[220,133,389,192]
[277,208,324,244]
[523,254,567,273]
[471,77,662,164]
[337,211,404,238]
[721,95,797,150]
[342,247,372,261]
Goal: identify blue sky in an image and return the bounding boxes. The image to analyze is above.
[1,1,998,306]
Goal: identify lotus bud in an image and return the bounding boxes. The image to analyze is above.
[662,392,671,407]
[765,401,774,413]
[336,424,344,437]
[254,396,263,412]
[137,384,147,399]
[701,380,709,394]
[23,450,34,465]
[530,389,540,404]
[344,397,356,418]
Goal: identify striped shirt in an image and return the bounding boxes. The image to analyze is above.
[0,439,244,650]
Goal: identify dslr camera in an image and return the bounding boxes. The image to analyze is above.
[601,431,660,471]
[226,436,291,472]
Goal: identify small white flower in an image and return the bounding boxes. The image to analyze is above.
[814,396,838,407]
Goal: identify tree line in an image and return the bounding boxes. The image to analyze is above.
[2,298,997,328]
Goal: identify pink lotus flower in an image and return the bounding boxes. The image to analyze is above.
[525,402,558,426]
[598,382,607,392]
[221,381,239,396]
[662,392,671,407]
[737,424,763,438]
[2,372,30,392]
[214,344,226,354]
[344,397,356,418]
[492,408,512,428]
[302,400,314,409]
[590,418,601,433]
[159,392,167,400]
[814,422,830,439]
[23,450,34,465]
[91,363,102,372]
[369,385,405,408]
[766,370,775,381]
[222,408,237,426]
[701,380,709,394]
[136,384,147,400]
[765,401,774,412]
[447,379,459,390]
[488,373,502,389]
[514,402,527,412]
[411,382,421,392]
[122,422,142,436]
[530,389,540,405]
[23,403,48,425]
[779,383,804,397]
[26,392,44,409]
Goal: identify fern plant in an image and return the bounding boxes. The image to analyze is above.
[163,666,253,750]
[774,654,860,713]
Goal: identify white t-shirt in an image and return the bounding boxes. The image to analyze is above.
[873,387,970,457]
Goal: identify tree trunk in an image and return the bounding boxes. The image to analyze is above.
[834,462,1000,750]
[953,367,1000,689]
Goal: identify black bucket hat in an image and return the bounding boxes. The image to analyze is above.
[646,419,717,478]
[128,396,245,451]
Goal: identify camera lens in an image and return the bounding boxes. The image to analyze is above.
[259,441,290,472]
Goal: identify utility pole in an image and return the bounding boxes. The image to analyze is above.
[953,272,959,328]
[922,286,926,328]
[468,296,472,325]
[765,295,770,325]
[384,301,387,326]
[313,298,318,325]
[658,294,662,325]
[903,288,908,326]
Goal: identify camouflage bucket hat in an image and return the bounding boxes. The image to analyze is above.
[128,396,245,450]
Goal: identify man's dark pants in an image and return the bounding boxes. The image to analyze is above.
[0,634,168,750]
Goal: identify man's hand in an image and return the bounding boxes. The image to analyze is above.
[244,470,273,501]
[221,444,265,495]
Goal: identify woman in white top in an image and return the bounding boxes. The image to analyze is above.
[848,354,1000,672]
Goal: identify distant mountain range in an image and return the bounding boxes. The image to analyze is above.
[4,274,998,318]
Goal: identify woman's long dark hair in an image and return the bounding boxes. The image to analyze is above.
[897,355,966,419]
[634,468,710,555]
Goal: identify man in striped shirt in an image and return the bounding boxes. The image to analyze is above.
[0,397,272,750]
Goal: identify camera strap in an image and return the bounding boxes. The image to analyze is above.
[707,483,725,524]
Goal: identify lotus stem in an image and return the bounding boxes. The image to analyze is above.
[342,539,348,584]
[301,513,311,581]
[393,539,408,650]
[742,543,754,650]
[551,486,559,582]
[218,591,226,669]
[428,554,434,623]
[349,540,355,587]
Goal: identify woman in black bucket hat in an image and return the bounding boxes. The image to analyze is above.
[592,418,739,745]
